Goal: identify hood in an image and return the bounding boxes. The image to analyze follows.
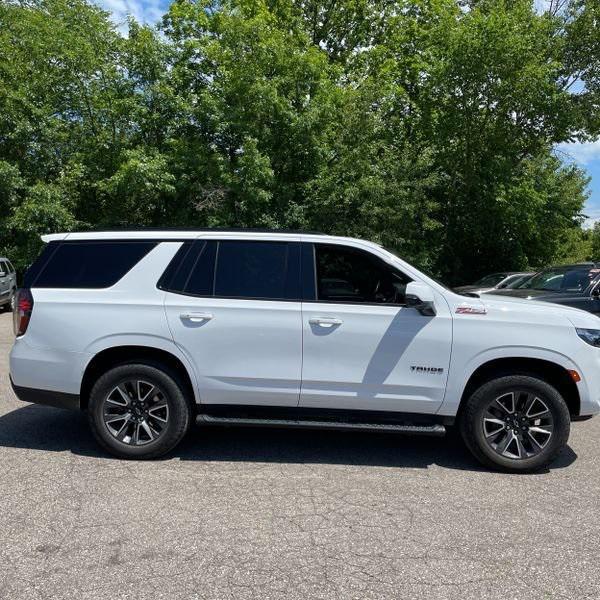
[475,290,600,329]
[445,288,599,329]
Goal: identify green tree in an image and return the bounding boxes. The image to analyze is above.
[0,0,598,283]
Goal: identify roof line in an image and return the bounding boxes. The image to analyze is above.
[68,227,327,235]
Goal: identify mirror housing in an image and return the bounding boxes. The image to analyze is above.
[405,281,436,316]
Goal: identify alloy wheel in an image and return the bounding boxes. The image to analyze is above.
[102,379,169,446]
[482,391,554,460]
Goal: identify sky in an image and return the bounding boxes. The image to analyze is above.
[94,0,600,227]
[557,141,600,227]
[95,0,168,26]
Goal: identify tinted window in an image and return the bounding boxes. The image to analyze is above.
[157,241,194,292]
[521,266,599,293]
[23,243,58,288]
[214,241,296,300]
[32,241,157,288]
[0,261,7,274]
[186,241,217,295]
[315,244,410,304]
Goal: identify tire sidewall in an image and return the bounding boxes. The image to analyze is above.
[88,363,191,459]
[462,375,570,472]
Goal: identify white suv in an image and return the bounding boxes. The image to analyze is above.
[9,230,600,471]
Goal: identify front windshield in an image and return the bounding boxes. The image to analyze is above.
[520,266,599,293]
[473,273,506,287]
[505,274,531,289]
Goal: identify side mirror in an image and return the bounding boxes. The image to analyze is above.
[592,287,600,298]
[405,281,436,316]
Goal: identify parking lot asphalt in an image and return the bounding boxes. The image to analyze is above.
[1,311,600,599]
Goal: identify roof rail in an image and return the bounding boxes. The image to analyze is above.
[75,226,327,235]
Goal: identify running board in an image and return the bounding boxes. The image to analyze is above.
[196,414,446,436]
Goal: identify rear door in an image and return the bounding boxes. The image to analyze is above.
[300,242,452,415]
[164,238,303,407]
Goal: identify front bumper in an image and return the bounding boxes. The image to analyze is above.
[10,375,80,410]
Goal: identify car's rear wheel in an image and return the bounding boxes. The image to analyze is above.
[460,375,570,472]
[88,363,192,459]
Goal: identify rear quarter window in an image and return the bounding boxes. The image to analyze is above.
[27,241,157,289]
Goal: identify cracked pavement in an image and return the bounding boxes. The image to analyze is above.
[1,311,599,599]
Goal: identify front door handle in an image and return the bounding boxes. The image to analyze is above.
[181,312,214,322]
[309,317,343,327]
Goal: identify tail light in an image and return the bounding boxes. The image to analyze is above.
[13,288,34,337]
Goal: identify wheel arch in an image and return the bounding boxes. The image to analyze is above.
[80,345,198,410]
[457,357,581,420]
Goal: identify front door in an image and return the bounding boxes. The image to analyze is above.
[300,243,452,414]
[164,239,303,407]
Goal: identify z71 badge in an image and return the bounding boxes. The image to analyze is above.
[411,366,444,374]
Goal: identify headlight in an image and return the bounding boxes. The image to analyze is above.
[576,328,600,347]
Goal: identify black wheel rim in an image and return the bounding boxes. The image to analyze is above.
[481,391,554,460]
[102,380,169,446]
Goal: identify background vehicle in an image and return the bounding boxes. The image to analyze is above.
[9,231,600,472]
[0,258,17,312]
[503,272,534,289]
[455,271,533,295]
[485,263,600,314]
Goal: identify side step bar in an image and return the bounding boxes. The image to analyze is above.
[196,414,446,437]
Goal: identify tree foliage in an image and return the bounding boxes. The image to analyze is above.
[0,0,598,283]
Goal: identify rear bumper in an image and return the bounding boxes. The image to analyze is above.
[10,375,80,410]
[9,337,89,397]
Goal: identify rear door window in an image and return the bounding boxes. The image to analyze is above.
[215,241,299,300]
[158,240,300,300]
[29,241,157,288]
[185,241,218,295]
[157,240,217,296]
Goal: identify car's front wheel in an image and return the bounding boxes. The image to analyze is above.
[88,363,192,459]
[460,375,570,472]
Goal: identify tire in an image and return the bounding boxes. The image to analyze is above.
[460,375,570,473]
[88,362,192,459]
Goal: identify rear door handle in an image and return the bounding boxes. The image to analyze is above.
[309,317,343,327]
[181,312,213,322]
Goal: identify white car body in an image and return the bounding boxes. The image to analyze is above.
[9,230,600,425]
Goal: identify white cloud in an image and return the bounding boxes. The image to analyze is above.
[556,141,600,166]
[94,0,166,28]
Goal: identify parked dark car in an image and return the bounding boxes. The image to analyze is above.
[484,263,600,314]
[455,271,533,295]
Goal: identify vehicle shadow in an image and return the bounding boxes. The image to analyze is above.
[0,404,578,474]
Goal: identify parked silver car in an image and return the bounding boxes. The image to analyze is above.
[455,271,534,295]
[0,258,17,311]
